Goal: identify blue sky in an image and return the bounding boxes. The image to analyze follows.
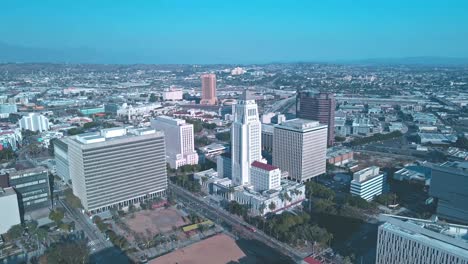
[1,0,467,64]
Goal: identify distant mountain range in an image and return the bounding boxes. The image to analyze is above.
[1,42,468,66]
[343,57,468,66]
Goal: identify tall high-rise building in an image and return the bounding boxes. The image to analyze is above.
[18,113,50,132]
[200,73,217,105]
[273,119,327,182]
[151,116,199,169]
[296,91,336,146]
[429,161,468,224]
[67,127,167,213]
[376,215,468,264]
[54,137,71,183]
[231,90,263,186]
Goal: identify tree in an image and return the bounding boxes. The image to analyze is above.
[35,228,49,241]
[67,127,85,135]
[40,240,89,264]
[48,138,58,156]
[64,188,83,208]
[305,182,335,201]
[195,136,211,147]
[0,147,15,162]
[49,209,65,224]
[5,224,24,241]
[149,93,157,102]
[268,201,276,211]
[259,203,266,215]
[216,132,231,142]
[455,136,468,150]
[83,121,98,129]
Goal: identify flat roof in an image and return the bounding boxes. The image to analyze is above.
[74,127,159,145]
[251,161,279,171]
[275,118,327,132]
[380,215,468,256]
[0,187,16,197]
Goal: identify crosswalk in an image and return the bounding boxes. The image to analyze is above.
[87,240,98,247]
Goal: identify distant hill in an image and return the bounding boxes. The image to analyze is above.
[0,42,108,64]
[1,42,467,66]
[345,57,468,66]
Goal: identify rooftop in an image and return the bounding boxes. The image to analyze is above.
[8,166,48,177]
[0,187,16,197]
[75,127,159,145]
[353,166,381,182]
[380,215,468,254]
[251,161,279,172]
[276,118,326,132]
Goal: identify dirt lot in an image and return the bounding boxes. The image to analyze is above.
[354,151,414,169]
[149,234,246,264]
[116,207,188,242]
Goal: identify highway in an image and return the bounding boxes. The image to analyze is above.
[264,96,296,114]
[169,182,305,262]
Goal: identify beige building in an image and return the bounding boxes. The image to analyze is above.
[200,73,217,105]
[273,119,327,182]
[151,116,199,169]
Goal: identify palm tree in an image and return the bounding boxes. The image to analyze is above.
[268,201,276,211]
[226,186,235,200]
[259,202,266,215]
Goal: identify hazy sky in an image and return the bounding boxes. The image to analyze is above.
[1,0,467,64]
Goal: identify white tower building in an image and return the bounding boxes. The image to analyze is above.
[231,90,263,186]
[151,116,199,169]
[19,113,49,132]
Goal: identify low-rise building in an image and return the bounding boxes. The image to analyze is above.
[326,147,354,166]
[19,113,49,132]
[0,187,21,234]
[199,143,227,157]
[0,104,17,118]
[413,113,438,125]
[232,180,305,216]
[0,129,22,151]
[250,161,281,192]
[418,133,457,144]
[217,153,232,179]
[8,167,50,211]
[350,166,385,201]
[394,162,432,186]
[162,87,183,101]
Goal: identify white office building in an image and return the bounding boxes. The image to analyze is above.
[19,113,49,132]
[151,116,199,169]
[0,104,17,118]
[162,87,183,101]
[250,161,281,192]
[0,187,21,234]
[232,180,306,216]
[273,119,328,182]
[231,90,263,186]
[376,215,468,264]
[67,127,168,213]
[350,166,385,201]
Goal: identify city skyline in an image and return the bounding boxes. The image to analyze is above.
[1,1,468,64]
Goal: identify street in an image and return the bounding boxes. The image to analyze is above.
[169,182,307,262]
